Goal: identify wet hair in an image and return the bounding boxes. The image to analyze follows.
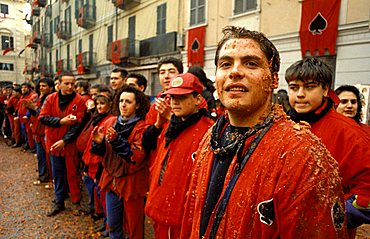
[118,86,150,118]
[111,67,128,78]
[75,80,90,92]
[335,85,363,123]
[215,26,280,75]
[188,66,215,93]
[59,71,75,82]
[127,73,148,91]
[90,83,111,93]
[13,85,22,93]
[285,57,333,88]
[157,57,184,74]
[39,77,55,89]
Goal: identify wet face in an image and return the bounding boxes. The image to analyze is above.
[288,80,328,114]
[21,85,30,95]
[119,92,137,119]
[59,76,76,95]
[159,63,179,91]
[336,91,358,119]
[110,72,125,91]
[96,99,111,114]
[170,93,200,120]
[89,88,99,100]
[127,77,144,92]
[39,82,53,96]
[215,38,278,121]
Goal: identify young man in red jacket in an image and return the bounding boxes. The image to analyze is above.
[286,57,370,238]
[39,72,86,216]
[181,26,347,239]
[145,73,214,239]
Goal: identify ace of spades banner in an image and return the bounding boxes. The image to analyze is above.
[299,0,341,56]
[187,25,206,67]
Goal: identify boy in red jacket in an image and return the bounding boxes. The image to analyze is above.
[144,73,214,239]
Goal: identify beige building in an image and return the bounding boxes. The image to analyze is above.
[31,0,369,96]
[0,0,30,84]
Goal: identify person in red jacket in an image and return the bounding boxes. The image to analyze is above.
[286,57,370,239]
[18,82,38,152]
[6,85,22,147]
[181,26,346,239]
[92,86,150,239]
[335,85,370,134]
[144,73,214,239]
[24,78,55,184]
[39,71,87,216]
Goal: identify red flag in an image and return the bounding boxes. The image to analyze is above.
[78,7,84,27]
[2,47,14,56]
[299,0,341,56]
[112,40,121,65]
[187,26,206,67]
[77,64,85,75]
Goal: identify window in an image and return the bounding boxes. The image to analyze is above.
[65,6,71,32]
[55,49,59,68]
[54,16,60,34]
[190,0,205,26]
[0,63,14,71]
[49,20,53,44]
[49,52,52,73]
[78,39,82,53]
[0,4,9,15]
[107,25,113,44]
[67,44,70,70]
[88,34,93,64]
[234,0,257,15]
[128,16,135,56]
[1,36,14,50]
[157,4,166,35]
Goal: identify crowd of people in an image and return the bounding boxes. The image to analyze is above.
[0,25,369,239]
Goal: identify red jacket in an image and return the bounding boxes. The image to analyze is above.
[30,94,46,142]
[310,109,370,207]
[99,118,149,201]
[39,92,86,156]
[181,107,347,239]
[145,115,213,227]
[81,114,115,179]
[18,91,37,123]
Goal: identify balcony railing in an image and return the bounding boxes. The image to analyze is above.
[42,33,52,48]
[76,4,96,29]
[106,38,139,64]
[33,31,42,44]
[57,21,71,40]
[112,0,140,10]
[31,6,40,17]
[75,51,96,74]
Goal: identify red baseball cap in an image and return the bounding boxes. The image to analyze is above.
[163,73,203,95]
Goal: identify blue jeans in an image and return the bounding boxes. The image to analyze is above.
[35,141,48,180]
[83,175,95,210]
[106,190,123,239]
[50,155,67,204]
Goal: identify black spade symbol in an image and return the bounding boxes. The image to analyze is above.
[191,39,200,52]
[114,44,118,52]
[309,12,327,35]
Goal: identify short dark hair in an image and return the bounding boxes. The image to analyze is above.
[90,83,111,93]
[285,57,333,88]
[215,26,280,75]
[111,67,128,78]
[13,85,22,93]
[188,66,215,93]
[157,57,184,74]
[59,71,75,82]
[75,80,90,92]
[39,77,55,89]
[118,86,150,118]
[127,73,148,91]
[21,82,32,88]
[335,85,363,123]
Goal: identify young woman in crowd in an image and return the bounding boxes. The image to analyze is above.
[91,86,150,239]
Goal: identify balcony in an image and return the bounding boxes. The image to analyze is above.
[35,0,47,7]
[75,51,96,74]
[39,60,53,76]
[112,0,140,10]
[33,31,42,44]
[139,31,177,57]
[31,6,40,17]
[42,33,52,48]
[76,4,96,29]
[57,21,71,40]
[107,38,140,64]
[56,59,73,74]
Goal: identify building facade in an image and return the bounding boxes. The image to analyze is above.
[30,0,369,97]
[0,0,30,84]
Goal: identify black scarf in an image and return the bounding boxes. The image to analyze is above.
[58,91,76,111]
[288,98,333,124]
[92,112,110,127]
[113,115,141,139]
[210,111,274,162]
[164,108,208,148]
